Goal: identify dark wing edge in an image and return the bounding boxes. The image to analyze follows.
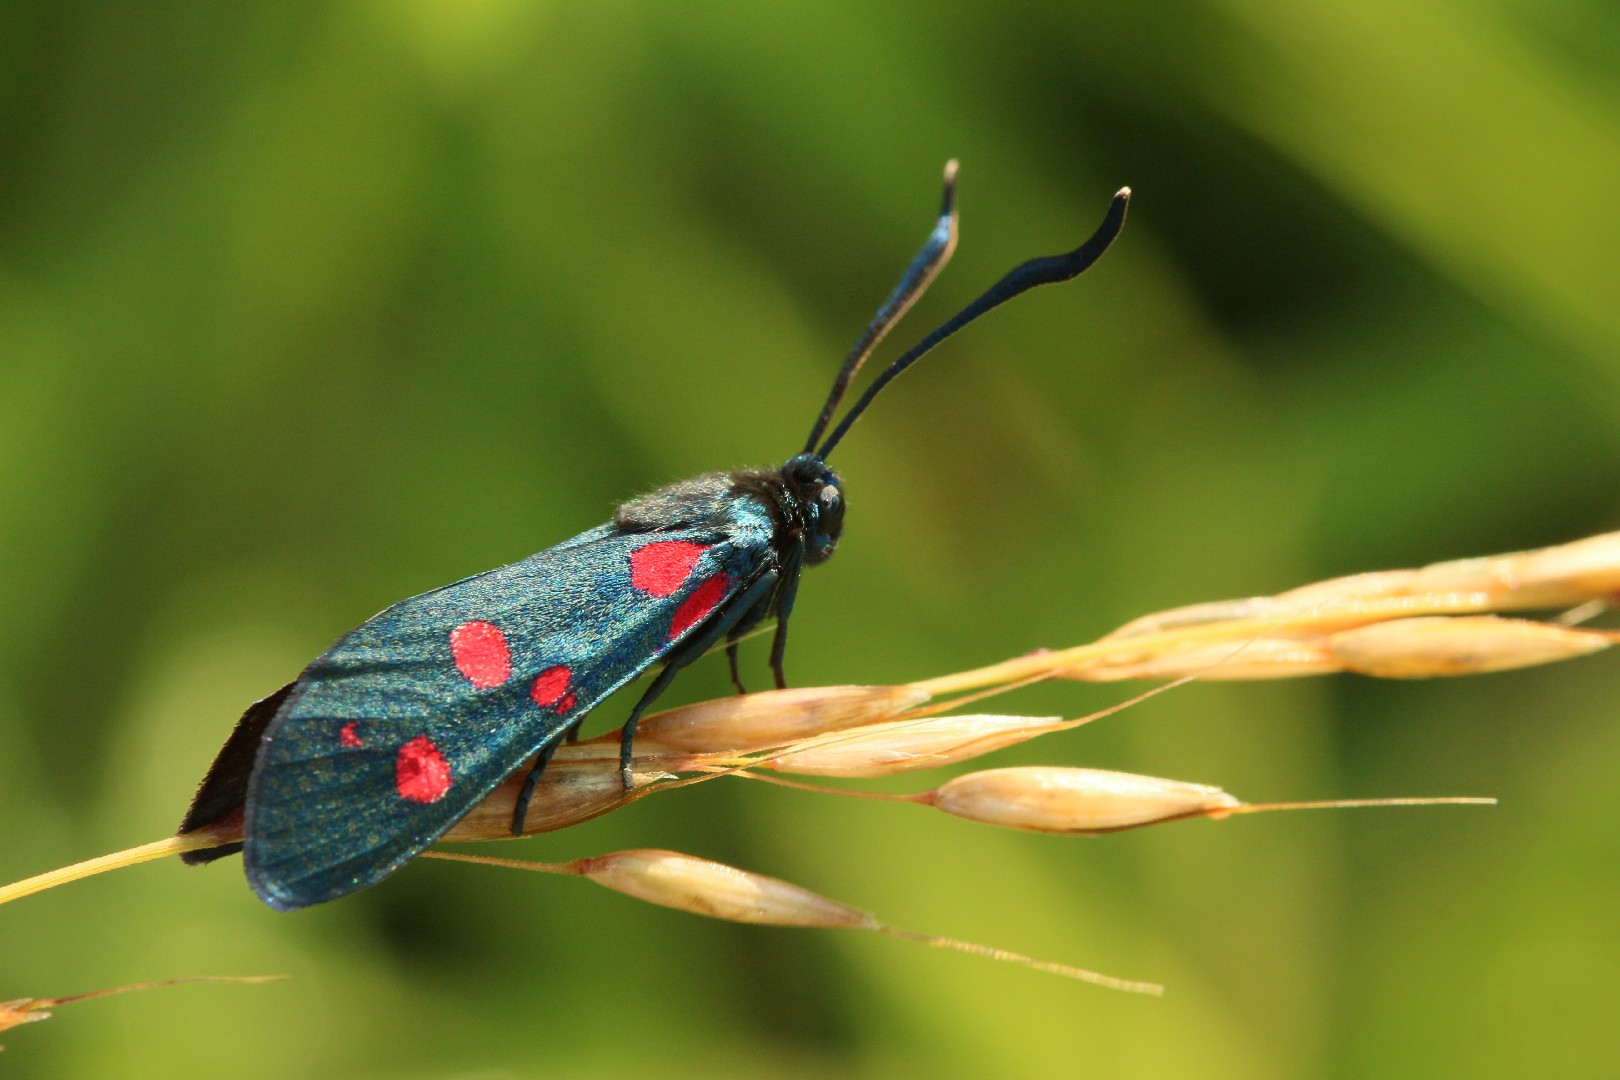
[176,683,295,863]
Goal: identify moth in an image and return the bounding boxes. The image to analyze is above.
[180,163,1130,910]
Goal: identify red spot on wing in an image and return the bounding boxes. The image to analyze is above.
[396,735,453,804]
[449,621,511,688]
[669,574,732,640]
[339,722,363,748]
[630,541,711,597]
[556,691,577,713]
[531,665,572,709]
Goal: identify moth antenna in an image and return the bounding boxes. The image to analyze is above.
[802,161,960,455]
[817,187,1130,459]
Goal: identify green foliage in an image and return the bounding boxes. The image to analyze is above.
[2,2,1618,1076]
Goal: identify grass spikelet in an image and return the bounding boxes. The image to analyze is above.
[742,767,1495,834]
[1325,616,1613,677]
[926,766,1242,832]
[918,767,1493,834]
[601,684,930,754]
[0,975,285,1051]
[762,714,1072,776]
[425,849,1162,994]
[442,762,672,842]
[914,529,1620,692]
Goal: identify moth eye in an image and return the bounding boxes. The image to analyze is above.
[816,485,844,533]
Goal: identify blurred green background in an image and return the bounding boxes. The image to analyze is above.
[3,1,1619,1076]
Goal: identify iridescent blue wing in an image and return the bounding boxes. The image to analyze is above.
[241,515,772,910]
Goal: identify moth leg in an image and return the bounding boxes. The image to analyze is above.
[618,569,778,789]
[723,580,779,696]
[768,618,791,690]
[767,540,806,690]
[511,717,589,834]
[511,739,563,836]
[616,662,685,791]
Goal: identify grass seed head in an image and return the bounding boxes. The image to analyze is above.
[574,849,877,928]
[1326,616,1611,677]
[0,999,51,1047]
[930,766,1240,833]
[442,761,667,842]
[427,849,1162,992]
[618,684,929,753]
[1408,532,1620,610]
[0,976,284,1051]
[1070,635,1341,682]
[765,714,1070,777]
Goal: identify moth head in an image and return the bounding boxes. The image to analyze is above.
[782,453,844,565]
